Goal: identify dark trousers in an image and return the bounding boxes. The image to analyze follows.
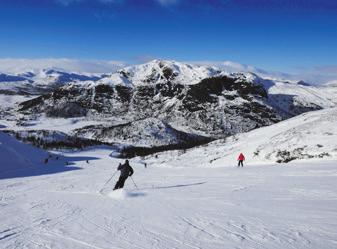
[238,160,244,167]
[114,176,127,190]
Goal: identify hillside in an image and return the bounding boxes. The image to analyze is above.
[144,107,337,166]
[0,132,48,171]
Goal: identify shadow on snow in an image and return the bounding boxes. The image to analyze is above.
[0,156,99,180]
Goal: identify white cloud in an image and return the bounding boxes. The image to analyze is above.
[291,66,337,85]
[0,58,125,74]
[189,60,337,85]
[190,60,260,73]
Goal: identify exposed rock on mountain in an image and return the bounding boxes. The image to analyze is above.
[19,72,281,140]
[2,60,337,153]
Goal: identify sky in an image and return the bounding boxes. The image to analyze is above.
[0,0,337,82]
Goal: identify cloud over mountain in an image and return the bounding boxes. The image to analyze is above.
[0,58,125,74]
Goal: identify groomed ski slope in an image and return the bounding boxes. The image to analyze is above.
[1,146,337,249]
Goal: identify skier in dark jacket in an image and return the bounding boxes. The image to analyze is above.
[114,160,134,190]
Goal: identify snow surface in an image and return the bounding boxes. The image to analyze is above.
[1,142,337,248]
[0,132,48,172]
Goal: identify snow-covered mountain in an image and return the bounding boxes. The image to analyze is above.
[17,68,282,140]
[145,107,337,166]
[99,59,222,86]
[230,72,337,117]
[1,59,337,152]
[0,69,104,95]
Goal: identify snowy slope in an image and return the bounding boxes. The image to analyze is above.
[0,132,48,172]
[1,147,337,248]
[144,107,337,167]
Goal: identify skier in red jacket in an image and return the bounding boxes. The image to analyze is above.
[237,153,245,167]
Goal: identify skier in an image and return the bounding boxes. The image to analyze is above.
[114,160,134,190]
[237,153,245,167]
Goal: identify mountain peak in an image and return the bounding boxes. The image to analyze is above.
[99,59,223,87]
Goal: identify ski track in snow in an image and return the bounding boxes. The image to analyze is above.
[1,149,337,249]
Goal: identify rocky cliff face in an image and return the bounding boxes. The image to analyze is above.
[19,73,281,140]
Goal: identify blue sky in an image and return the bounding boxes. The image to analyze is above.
[0,0,336,74]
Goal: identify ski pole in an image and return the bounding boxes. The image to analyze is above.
[105,170,118,185]
[99,170,118,194]
[130,176,139,190]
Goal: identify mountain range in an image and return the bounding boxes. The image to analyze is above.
[1,60,337,156]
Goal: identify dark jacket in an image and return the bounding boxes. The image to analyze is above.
[118,162,134,178]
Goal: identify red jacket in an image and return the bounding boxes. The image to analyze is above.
[238,153,245,161]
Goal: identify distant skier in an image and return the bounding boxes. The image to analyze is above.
[44,158,49,164]
[237,153,245,167]
[114,160,134,190]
